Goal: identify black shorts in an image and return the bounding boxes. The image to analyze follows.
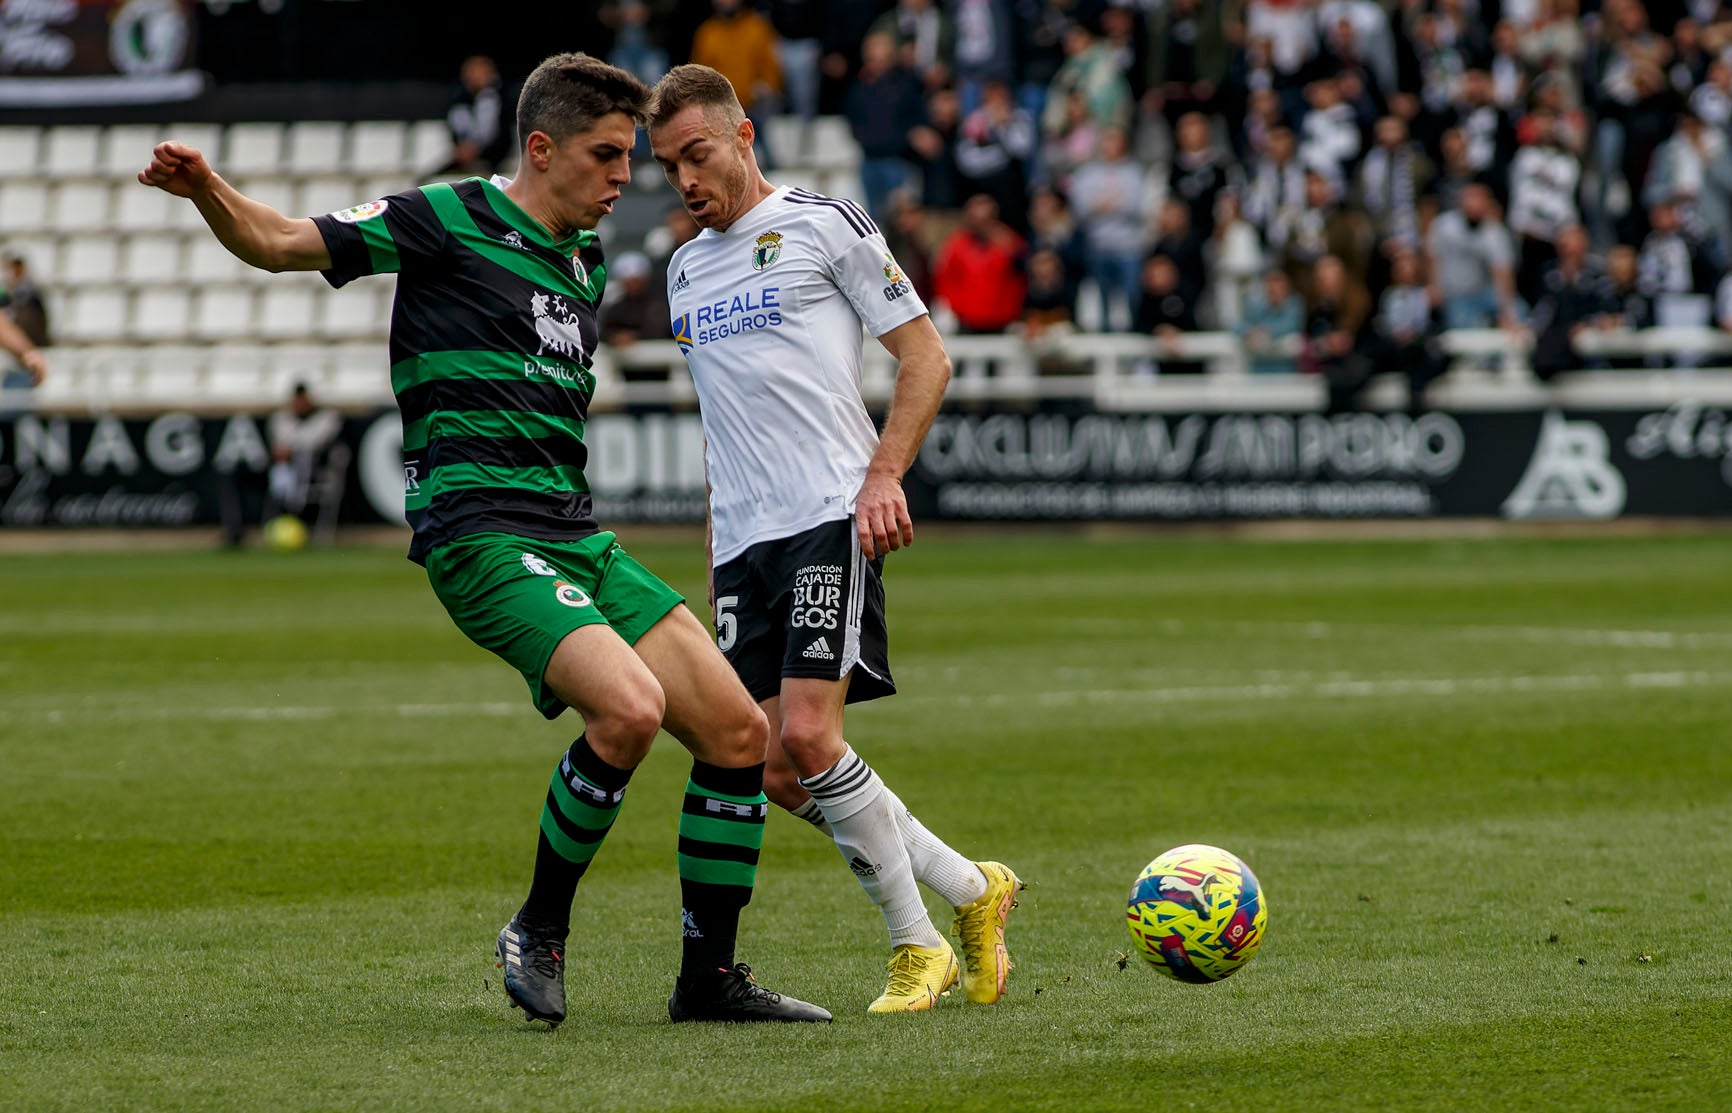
[711,518,895,705]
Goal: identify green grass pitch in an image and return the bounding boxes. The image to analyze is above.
[3,530,1730,1112]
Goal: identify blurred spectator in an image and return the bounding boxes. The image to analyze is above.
[1364,247,1447,411]
[1043,22,1134,138]
[870,0,954,90]
[691,0,783,164]
[1098,5,1150,104]
[1669,18,1712,97]
[1689,58,1732,129]
[818,0,888,113]
[600,252,670,348]
[770,0,825,122]
[845,32,927,225]
[909,87,964,211]
[1644,110,1732,266]
[605,1,670,87]
[1026,186,1087,309]
[1237,87,1287,167]
[1507,107,1584,305]
[1237,268,1307,374]
[1169,111,1237,239]
[1276,170,1375,294]
[1320,0,1398,96]
[1357,115,1432,248]
[1069,127,1149,331]
[1042,90,1103,188]
[252,382,344,545]
[1426,181,1521,329]
[1717,268,1732,333]
[933,194,1028,333]
[1600,244,1655,368]
[1013,0,1071,122]
[0,268,46,402]
[1529,225,1608,379]
[1022,248,1076,339]
[1209,192,1265,329]
[1244,126,1308,244]
[1487,22,1528,111]
[1449,70,1517,199]
[1299,77,1363,181]
[1427,127,1479,216]
[949,0,1018,112]
[1300,255,1372,414]
[645,203,701,293]
[2,254,50,349]
[955,80,1038,233]
[883,196,936,303]
[438,55,511,176]
[1148,198,1209,309]
[1246,0,1322,78]
[1135,255,1205,374]
[1146,0,1229,123]
[1520,0,1586,86]
[1637,201,1718,354]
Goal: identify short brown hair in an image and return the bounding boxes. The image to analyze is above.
[647,64,745,133]
[516,53,650,147]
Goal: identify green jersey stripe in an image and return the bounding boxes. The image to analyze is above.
[430,462,590,496]
[476,177,593,255]
[357,217,399,273]
[422,182,599,303]
[404,408,586,448]
[389,350,595,397]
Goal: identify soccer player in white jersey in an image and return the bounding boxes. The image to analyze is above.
[647,65,1024,1014]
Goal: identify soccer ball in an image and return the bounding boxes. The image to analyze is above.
[263,514,309,552]
[1126,844,1268,983]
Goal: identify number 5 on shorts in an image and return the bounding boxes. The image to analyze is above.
[714,594,739,651]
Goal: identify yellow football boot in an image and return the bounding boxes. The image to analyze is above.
[866,940,959,1014]
[951,861,1025,1004]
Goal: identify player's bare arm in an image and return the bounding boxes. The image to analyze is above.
[138,141,332,273]
[0,311,46,384]
[857,314,951,559]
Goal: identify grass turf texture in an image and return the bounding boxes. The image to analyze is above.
[3,532,1730,1112]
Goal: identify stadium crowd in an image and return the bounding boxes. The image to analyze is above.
[580,0,1732,408]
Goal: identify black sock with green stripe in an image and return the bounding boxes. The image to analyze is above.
[677,760,767,980]
[519,735,632,932]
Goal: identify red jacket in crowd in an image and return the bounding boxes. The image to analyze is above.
[933,224,1028,333]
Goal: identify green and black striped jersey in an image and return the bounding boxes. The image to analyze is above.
[312,176,606,564]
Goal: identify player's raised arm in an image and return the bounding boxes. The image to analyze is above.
[0,310,46,384]
[857,313,951,558]
[138,141,332,273]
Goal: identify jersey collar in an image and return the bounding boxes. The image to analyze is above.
[477,175,594,255]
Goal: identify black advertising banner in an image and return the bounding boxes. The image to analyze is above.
[6,405,1732,529]
[0,0,201,107]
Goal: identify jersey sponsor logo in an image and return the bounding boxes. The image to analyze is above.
[751,230,783,271]
[801,636,835,660]
[672,312,694,355]
[683,287,783,347]
[553,579,592,607]
[882,254,904,285]
[1502,411,1627,519]
[331,199,388,224]
[671,268,690,292]
[403,457,421,494]
[530,290,591,362]
[791,562,842,629]
[521,552,557,577]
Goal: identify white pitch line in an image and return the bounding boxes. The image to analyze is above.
[1143,618,1732,650]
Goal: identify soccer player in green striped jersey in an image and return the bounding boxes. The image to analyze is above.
[138,53,828,1027]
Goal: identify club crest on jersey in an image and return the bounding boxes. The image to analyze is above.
[530,290,589,361]
[571,254,588,285]
[331,199,388,224]
[751,230,783,271]
[553,580,592,608]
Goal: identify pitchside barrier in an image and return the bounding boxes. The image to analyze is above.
[5,328,1732,529]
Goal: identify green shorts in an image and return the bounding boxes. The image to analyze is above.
[425,531,685,719]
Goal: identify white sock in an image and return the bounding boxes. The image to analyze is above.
[883,786,988,908]
[787,796,833,837]
[800,746,943,949]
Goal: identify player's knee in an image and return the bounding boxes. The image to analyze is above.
[592,683,666,757]
[709,701,770,766]
[777,707,842,775]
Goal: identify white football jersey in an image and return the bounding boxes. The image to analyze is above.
[668,187,928,565]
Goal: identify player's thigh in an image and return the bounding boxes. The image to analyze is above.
[542,623,666,753]
[633,603,768,768]
[425,533,619,720]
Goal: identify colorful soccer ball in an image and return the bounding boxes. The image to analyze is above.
[1127,844,1268,983]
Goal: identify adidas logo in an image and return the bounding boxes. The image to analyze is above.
[848,856,882,877]
[672,268,690,292]
[801,636,834,661]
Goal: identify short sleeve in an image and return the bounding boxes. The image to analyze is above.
[827,234,929,339]
[310,187,445,288]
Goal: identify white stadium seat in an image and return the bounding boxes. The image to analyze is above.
[0,181,50,233]
[298,177,362,220]
[349,120,408,174]
[102,124,163,177]
[121,233,183,283]
[807,117,859,170]
[43,126,102,177]
[4,235,58,282]
[407,119,453,174]
[132,287,195,342]
[286,121,347,175]
[206,345,276,401]
[257,284,318,340]
[320,283,387,340]
[268,344,335,394]
[0,127,41,179]
[185,236,244,283]
[138,355,205,403]
[49,181,111,232]
[233,176,296,218]
[59,236,120,284]
[224,123,285,176]
[162,123,223,161]
[113,181,173,232]
[193,286,256,341]
[329,341,389,403]
[63,289,130,342]
[359,174,412,203]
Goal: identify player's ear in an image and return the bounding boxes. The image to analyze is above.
[525,130,555,172]
[736,116,755,154]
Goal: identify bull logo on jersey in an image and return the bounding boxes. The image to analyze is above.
[672,312,694,355]
[530,290,589,361]
[751,230,783,271]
